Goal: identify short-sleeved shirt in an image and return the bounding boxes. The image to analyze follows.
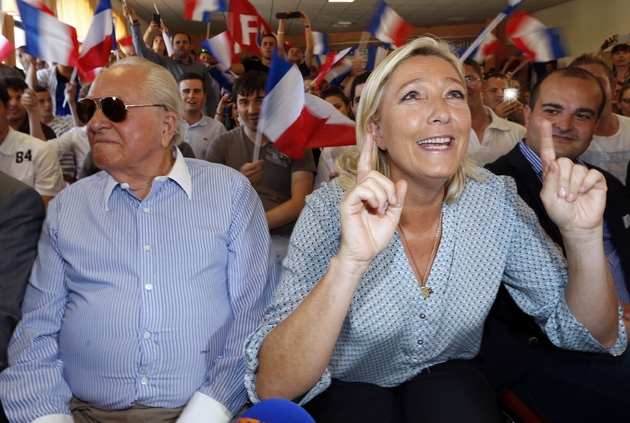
[0,127,64,196]
[205,126,316,234]
[182,115,227,159]
[579,114,630,184]
[242,60,270,74]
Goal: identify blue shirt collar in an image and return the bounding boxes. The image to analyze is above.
[519,139,586,182]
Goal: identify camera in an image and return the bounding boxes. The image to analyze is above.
[153,13,161,24]
[275,11,301,19]
[502,88,518,101]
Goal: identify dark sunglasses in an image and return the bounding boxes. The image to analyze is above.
[77,97,167,124]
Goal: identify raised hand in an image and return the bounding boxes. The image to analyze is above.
[539,120,607,234]
[338,133,407,268]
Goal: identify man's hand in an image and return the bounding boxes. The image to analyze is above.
[64,82,77,105]
[240,160,264,185]
[298,10,310,26]
[539,120,607,235]
[20,89,38,115]
[494,99,519,119]
[122,1,137,21]
[337,132,407,268]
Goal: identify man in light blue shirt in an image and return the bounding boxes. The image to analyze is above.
[0,57,278,423]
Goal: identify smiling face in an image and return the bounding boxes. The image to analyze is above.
[525,73,602,160]
[6,88,26,124]
[87,66,174,177]
[237,89,265,132]
[369,55,470,187]
[180,78,206,115]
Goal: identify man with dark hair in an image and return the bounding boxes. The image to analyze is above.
[32,85,80,137]
[178,72,226,159]
[570,54,630,183]
[123,3,219,117]
[463,59,525,165]
[230,34,278,75]
[478,67,630,422]
[0,82,63,208]
[483,72,525,125]
[3,77,56,141]
[349,72,369,117]
[205,71,316,259]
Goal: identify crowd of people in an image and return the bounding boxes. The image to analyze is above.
[0,8,629,423]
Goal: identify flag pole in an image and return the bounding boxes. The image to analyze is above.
[62,67,78,109]
[459,0,523,62]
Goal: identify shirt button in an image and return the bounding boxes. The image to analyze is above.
[120,183,129,190]
[145,284,153,291]
[420,313,426,319]
[417,339,424,345]
[144,244,151,251]
[143,332,151,339]
[141,377,148,385]
[143,207,149,213]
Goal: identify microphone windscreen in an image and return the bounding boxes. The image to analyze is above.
[236,398,315,423]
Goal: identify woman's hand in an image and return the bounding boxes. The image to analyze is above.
[338,133,407,269]
[539,120,607,236]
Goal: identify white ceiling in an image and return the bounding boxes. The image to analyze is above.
[124,0,572,38]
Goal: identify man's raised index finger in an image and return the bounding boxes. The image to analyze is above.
[356,132,374,181]
[539,119,556,175]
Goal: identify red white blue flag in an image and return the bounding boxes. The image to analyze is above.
[228,0,273,54]
[200,31,237,69]
[16,0,79,67]
[183,0,228,22]
[0,34,14,63]
[367,1,413,48]
[470,32,500,63]
[315,46,356,88]
[365,44,389,71]
[506,12,567,62]
[78,0,114,73]
[312,31,329,56]
[259,57,356,159]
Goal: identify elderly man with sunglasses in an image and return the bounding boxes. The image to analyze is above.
[0,58,278,423]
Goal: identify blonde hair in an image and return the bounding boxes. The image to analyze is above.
[336,36,484,204]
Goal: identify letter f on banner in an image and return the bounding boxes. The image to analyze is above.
[239,14,258,47]
[228,0,272,54]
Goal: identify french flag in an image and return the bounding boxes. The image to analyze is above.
[0,34,14,63]
[316,46,356,88]
[470,32,499,63]
[506,12,566,62]
[312,31,329,56]
[183,0,228,22]
[200,31,237,69]
[259,57,356,159]
[367,0,413,48]
[365,44,389,71]
[209,63,236,92]
[17,0,79,67]
[78,0,114,73]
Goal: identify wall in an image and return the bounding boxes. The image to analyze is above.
[533,0,630,63]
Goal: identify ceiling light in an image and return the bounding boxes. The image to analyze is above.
[337,21,352,25]
[329,0,354,2]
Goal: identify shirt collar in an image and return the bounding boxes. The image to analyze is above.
[103,147,192,210]
[519,139,586,181]
[485,106,512,132]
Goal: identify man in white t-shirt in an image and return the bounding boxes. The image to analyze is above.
[464,59,526,166]
[571,54,630,183]
[0,83,64,208]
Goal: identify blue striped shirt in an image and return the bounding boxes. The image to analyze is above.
[0,151,278,422]
[519,140,630,304]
